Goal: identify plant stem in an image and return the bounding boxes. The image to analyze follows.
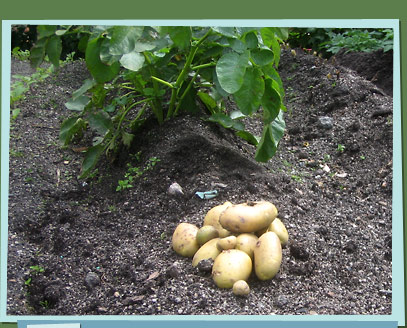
[190,62,216,70]
[151,76,174,89]
[166,28,212,119]
[174,69,200,116]
[144,53,164,124]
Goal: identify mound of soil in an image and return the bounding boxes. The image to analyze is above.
[6,47,393,315]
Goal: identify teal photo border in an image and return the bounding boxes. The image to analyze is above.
[0,1,406,327]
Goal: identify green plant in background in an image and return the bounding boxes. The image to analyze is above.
[31,25,288,179]
[12,46,31,61]
[322,29,393,54]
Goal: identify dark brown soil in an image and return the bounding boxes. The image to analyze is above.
[7,47,393,315]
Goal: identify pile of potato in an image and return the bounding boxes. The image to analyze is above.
[171,200,289,296]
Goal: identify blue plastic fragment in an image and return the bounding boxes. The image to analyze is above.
[195,190,218,199]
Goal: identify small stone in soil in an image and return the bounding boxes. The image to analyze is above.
[318,116,333,130]
[84,272,100,289]
[290,242,310,261]
[196,259,214,273]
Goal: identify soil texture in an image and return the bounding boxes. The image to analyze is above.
[6,47,393,315]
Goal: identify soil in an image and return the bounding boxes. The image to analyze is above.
[6,47,393,315]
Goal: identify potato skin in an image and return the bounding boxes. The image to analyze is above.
[212,249,252,288]
[192,238,221,267]
[172,222,200,257]
[203,202,233,238]
[219,201,278,233]
[233,280,250,296]
[235,233,258,260]
[216,235,237,251]
[254,231,282,280]
[196,225,219,246]
[268,218,289,247]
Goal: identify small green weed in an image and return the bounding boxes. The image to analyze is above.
[12,47,31,61]
[337,144,345,152]
[116,157,161,191]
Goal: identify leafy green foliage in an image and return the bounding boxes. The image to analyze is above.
[31,25,288,178]
[322,29,393,54]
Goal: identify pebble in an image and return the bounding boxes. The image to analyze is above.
[167,182,184,197]
[84,272,100,289]
[318,116,333,130]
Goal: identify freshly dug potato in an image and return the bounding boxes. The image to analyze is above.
[203,201,233,238]
[172,222,200,257]
[216,235,237,251]
[212,249,252,288]
[268,218,289,247]
[232,280,250,296]
[235,233,258,260]
[192,238,221,267]
[196,225,219,246]
[219,201,278,233]
[254,231,282,280]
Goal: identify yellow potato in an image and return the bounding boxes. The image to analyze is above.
[219,201,278,233]
[235,233,258,260]
[172,222,200,257]
[212,249,252,288]
[192,238,221,267]
[254,231,282,280]
[216,235,237,251]
[196,225,219,246]
[268,218,289,247]
[203,201,233,238]
[232,280,250,296]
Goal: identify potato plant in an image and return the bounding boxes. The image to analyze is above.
[31,25,288,178]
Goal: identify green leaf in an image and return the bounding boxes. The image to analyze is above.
[45,35,62,67]
[216,50,249,94]
[65,95,90,111]
[244,32,258,49]
[86,37,120,83]
[30,37,47,68]
[260,27,276,48]
[109,26,144,55]
[229,38,246,53]
[212,27,236,38]
[134,42,156,52]
[72,79,97,100]
[197,91,218,113]
[119,51,145,71]
[121,131,134,148]
[100,38,122,65]
[59,117,86,146]
[233,67,264,116]
[236,130,260,146]
[79,144,104,179]
[88,112,113,135]
[208,113,244,131]
[37,25,57,39]
[261,78,281,124]
[255,110,285,162]
[250,48,274,66]
[168,26,192,50]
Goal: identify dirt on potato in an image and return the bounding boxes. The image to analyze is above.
[6,47,392,315]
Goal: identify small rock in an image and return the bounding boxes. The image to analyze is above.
[318,116,333,130]
[274,295,289,308]
[344,240,357,254]
[84,272,100,289]
[167,182,184,197]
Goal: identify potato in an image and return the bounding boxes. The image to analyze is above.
[196,225,219,246]
[172,222,200,257]
[254,231,282,280]
[219,201,278,233]
[203,201,233,238]
[216,235,237,251]
[268,218,289,247]
[212,249,252,288]
[235,233,258,260]
[192,238,221,267]
[232,280,250,296]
